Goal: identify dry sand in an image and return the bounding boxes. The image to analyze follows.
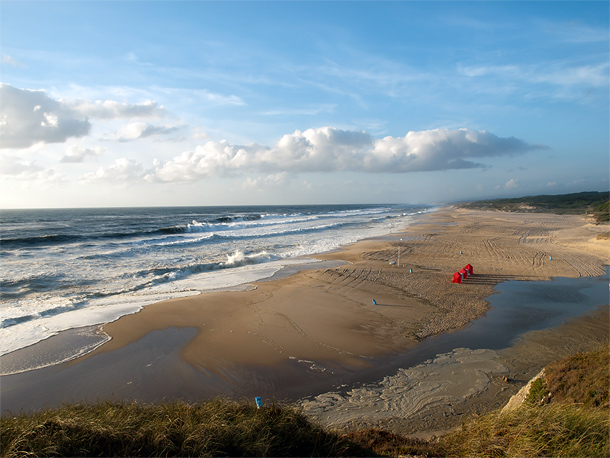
[1,208,608,436]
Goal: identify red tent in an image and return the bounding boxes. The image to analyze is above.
[452,272,462,283]
[465,264,473,275]
[459,268,468,279]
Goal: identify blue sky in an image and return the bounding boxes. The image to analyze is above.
[1,1,608,208]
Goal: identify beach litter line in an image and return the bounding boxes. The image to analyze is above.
[452,264,473,283]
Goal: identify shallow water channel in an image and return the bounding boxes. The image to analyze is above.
[341,267,609,392]
[425,267,608,352]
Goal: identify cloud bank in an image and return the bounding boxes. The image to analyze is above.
[145,126,545,182]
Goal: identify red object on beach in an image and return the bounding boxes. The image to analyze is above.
[459,268,468,279]
[452,272,462,283]
[465,264,473,275]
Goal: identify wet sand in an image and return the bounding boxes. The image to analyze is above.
[300,304,609,438]
[1,208,608,435]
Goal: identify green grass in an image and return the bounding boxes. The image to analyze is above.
[525,377,549,406]
[0,398,369,457]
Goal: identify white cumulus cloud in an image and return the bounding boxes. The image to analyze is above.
[0,84,91,148]
[0,84,174,150]
[505,178,519,190]
[60,145,105,163]
[108,122,182,142]
[83,158,144,183]
[145,140,259,182]
[0,154,64,183]
[241,172,289,190]
[368,128,539,172]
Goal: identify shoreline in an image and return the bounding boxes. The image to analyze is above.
[0,258,351,377]
[0,205,433,359]
[0,207,432,376]
[1,208,608,433]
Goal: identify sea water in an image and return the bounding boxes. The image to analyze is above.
[0,204,430,359]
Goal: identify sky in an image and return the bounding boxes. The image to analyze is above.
[0,0,608,208]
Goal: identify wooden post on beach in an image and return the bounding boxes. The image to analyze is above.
[397,239,402,267]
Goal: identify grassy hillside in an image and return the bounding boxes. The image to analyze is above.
[2,345,608,457]
[459,191,609,222]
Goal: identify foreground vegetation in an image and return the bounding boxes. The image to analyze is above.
[459,191,609,222]
[2,345,608,457]
[0,399,368,457]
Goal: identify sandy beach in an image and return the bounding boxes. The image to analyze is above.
[1,208,608,436]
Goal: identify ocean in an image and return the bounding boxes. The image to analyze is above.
[0,204,430,367]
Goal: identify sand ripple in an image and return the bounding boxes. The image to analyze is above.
[300,348,508,431]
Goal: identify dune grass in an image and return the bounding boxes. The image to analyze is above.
[438,402,609,458]
[544,345,609,408]
[0,398,368,457]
